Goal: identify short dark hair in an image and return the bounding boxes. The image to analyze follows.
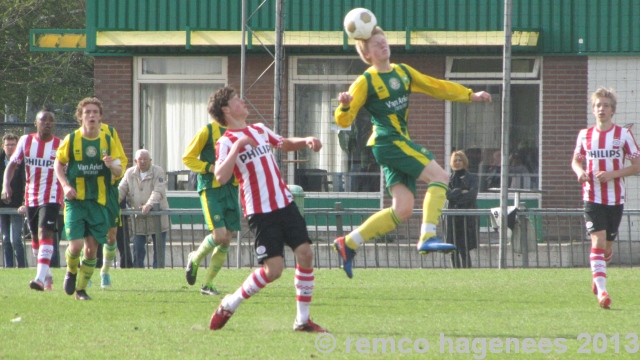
[35,109,56,124]
[208,87,236,126]
[2,133,19,144]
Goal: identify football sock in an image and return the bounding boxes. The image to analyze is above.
[194,234,216,264]
[420,181,448,241]
[225,267,271,312]
[101,244,117,274]
[35,238,54,282]
[203,245,229,285]
[346,208,401,249]
[76,258,97,291]
[66,248,81,275]
[590,247,607,295]
[31,240,39,259]
[295,265,314,325]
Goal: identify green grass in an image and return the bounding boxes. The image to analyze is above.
[1,267,639,359]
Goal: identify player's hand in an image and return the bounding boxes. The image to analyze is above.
[103,154,114,168]
[63,184,77,200]
[305,137,322,152]
[576,171,589,183]
[1,187,11,204]
[240,136,257,149]
[595,170,613,183]
[471,91,492,103]
[338,92,353,107]
[17,206,27,215]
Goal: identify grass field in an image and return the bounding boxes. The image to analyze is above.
[1,267,639,359]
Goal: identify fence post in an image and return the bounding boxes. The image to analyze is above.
[518,201,528,268]
[335,202,343,237]
[153,203,165,268]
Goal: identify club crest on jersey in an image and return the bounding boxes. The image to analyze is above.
[401,74,410,87]
[612,138,621,148]
[214,215,221,222]
[388,77,401,90]
[86,146,97,158]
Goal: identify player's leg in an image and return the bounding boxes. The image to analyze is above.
[210,211,277,330]
[75,235,98,300]
[201,228,232,295]
[585,202,616,309]
[100,226,118,288]
[285,208,327,333]
[1,214,15,268]
[417,160,449,241]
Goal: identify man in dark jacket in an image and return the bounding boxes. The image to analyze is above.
[0,133,26,268]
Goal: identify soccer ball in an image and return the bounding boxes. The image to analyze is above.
[343,8,377,40]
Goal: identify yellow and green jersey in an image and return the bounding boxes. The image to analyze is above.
[56,129,124,206]
[183,122,238,193]
[334,63,473,146]
[100,123,128,183]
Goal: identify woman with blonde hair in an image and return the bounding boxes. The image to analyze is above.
[445,150,479,268]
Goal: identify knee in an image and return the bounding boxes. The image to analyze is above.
[264,264,283,281]
[294,244,314,268]
[393,205,413,221]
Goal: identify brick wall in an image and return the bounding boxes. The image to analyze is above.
[94,57,134,162]
[93,54,587,211]
[541,56,588,209]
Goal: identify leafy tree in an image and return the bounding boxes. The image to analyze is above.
[1,0,92,123]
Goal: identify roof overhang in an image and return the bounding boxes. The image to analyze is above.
[30,29,539,52]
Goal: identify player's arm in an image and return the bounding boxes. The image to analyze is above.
[214,137,257,185]
[595,155,640,183]
[405,64,491,103]
[334,75,368,128]
[103,137,123,179]
[571,154,589,183]
[109,126,128,172]
[183,127,213,174]
[281,137,322,153]
[54,159,76,200]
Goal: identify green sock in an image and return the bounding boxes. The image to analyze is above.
[66,248,81,275]
[101,244,117,274]
[203,245,229,285]
[193,234,216,264]
[76,258,97,291]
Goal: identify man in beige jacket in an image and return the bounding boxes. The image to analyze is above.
[119,149,170,268]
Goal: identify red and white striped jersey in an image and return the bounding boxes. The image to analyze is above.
[574,124,640,205]
[10,134,63,207]
[216,123,293,216]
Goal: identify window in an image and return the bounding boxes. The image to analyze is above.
[289,57,381,194]
[447,57,541,192]
[134,57,227,190]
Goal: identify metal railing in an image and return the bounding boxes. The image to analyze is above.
[2,205,639,269]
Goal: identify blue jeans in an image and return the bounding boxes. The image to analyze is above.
[1,214,26,268]
[132,232,166,269]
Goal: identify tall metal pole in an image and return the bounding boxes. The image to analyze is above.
[240,0,247,98]
[273,0,284,142]
[499,0,512,269]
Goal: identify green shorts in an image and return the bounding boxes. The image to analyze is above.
[200,185,241,232]
[64,199,110,244]
[371,138,434,196]
[106,183,122,227]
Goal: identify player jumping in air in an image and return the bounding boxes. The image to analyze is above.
[333,26,492,278]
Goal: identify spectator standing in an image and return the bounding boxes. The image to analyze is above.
[118,149,170,268]
[0,133,27,268]
[445,151,478,268]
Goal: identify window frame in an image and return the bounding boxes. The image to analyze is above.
[445,56,543,200]
[288,56,383,202]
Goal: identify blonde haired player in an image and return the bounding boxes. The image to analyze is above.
[333,26,492,278]
[572,87,640,309]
